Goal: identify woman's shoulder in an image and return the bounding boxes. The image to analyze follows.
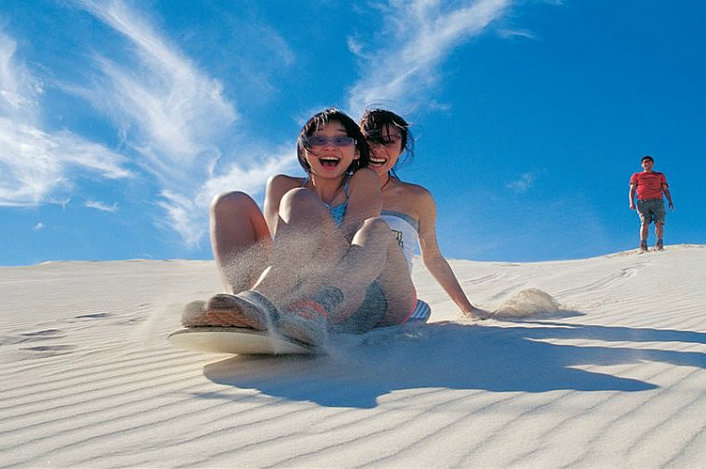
[394,178,433,201]
[383,178,435,220]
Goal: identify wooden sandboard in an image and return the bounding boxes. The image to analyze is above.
[168,327,315,355]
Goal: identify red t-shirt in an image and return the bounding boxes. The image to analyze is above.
[630,171,668,200]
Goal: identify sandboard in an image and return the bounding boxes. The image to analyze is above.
[168,327,315,355]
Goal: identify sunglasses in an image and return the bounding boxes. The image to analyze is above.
[303,136,357,147]
[364,133,402,147]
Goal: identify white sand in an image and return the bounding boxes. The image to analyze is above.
[1,245,705,468]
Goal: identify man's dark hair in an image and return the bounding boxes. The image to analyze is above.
[641,155,654,163]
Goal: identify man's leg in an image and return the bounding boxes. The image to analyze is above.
[655,223,664,250]
[640,222,649,251]
[636,200,649,251]
[653,200,666,250]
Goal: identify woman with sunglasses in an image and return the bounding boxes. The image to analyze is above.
[183,108,418,344]
[360,108,486,319]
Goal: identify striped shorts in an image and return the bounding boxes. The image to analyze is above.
[404,299,431,324]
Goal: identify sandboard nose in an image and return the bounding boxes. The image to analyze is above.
[168,327,315,355]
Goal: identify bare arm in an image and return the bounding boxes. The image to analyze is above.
[416,189,486,318]
[663,183,674,210]
[629,184,637,210]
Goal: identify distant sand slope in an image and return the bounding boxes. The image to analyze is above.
[1,245,705,467]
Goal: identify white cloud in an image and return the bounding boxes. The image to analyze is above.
[73,1,297,247]
[85,200,119,212]
[157,148,298,249]
[498,28,536,40]
[198,147,299,207]
[347,0,511,115]
[0,29,131,207]
[506,169,544,194]
[33,222,44,231]
[0,32,40,119]
[77,0,237,171]
[64,1,295,247]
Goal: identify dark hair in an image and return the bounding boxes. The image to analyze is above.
[641,155,654,163]
[296,108,370,173]
[359,108,415,177]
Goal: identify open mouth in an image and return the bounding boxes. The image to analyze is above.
[369,157,387,167]
[319,157,341,168]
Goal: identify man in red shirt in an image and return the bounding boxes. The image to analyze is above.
[629,155,674,252]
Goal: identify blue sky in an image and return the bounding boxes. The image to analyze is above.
[1,0,704,266]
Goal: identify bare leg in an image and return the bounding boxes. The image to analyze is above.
[205,191,416,338]
[640,222,649,243]
[655,222,664,240]
[252,188,349,307]
[210,191,272,293]
[193,189,348,332]
[323,217,415,326]
[253,193,414,321]
[182,191,273,328]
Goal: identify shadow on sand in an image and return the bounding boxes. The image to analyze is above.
[200,319,706,408]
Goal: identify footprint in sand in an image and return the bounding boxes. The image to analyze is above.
[0,329,67,346]
[18,344,76,359]
[21,329,66,339]
[74,312,111,320]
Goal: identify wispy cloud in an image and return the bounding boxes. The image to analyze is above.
[73,0,294,246]
[0,29,131,207]
[33,222,44,231]
[77,0,237,178]
[506,169,544,194]
[347,0,511,115]
[85,200,119,212]
[498,28,536,40]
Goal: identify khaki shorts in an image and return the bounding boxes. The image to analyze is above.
[637,198,666,225]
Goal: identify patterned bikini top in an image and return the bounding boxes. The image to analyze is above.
[302,176,351,228]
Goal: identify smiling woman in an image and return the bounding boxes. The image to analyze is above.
[360,108,484,318]
[182,108,426,345]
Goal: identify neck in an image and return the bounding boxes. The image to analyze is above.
[380,173,392,191]
[308,175,345,205]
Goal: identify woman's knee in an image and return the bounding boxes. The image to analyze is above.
[280,187,319,209]
[279,188,328,222]
[360,217,394,240]
[211,191,259,217]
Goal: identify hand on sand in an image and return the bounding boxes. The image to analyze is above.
[464,307,492,320]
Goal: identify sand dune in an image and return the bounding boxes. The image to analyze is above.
[1,245,705,467]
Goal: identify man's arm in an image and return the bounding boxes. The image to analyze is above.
[663,184,674,210]
[629,184,637,210]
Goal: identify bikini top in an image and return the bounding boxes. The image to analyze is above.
[303,176,350,227]
[380,209,419,272]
